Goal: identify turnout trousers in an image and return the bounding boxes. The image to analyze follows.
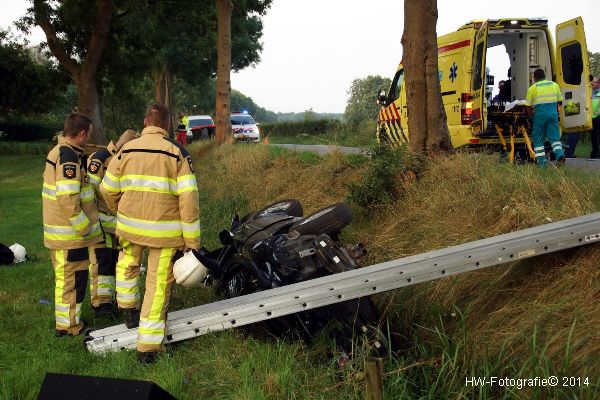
[116,239,177,353]
[531,104,564,166]
[88,233,118,307]
[50,248,89,335]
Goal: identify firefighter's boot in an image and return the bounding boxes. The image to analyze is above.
[123,308,140,329]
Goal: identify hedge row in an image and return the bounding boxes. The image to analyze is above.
[259,119,342,137]
[0,120,60,142]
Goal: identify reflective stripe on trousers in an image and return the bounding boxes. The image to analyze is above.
[115,239,142,309]
[532,104,563,164]
[89,240,117,307]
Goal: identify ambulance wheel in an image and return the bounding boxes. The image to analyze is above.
[290,202,353,236]
[254,199,304,218]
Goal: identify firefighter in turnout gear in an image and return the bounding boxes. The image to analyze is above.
[43,113,103,336]
[100,104,200,363]
[87,130,139,316]
[525,68,566,167]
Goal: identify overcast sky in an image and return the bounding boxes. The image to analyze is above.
[2,0,599,114]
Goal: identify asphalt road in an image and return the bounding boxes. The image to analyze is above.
[564,158,600,172]
[268,144,600,172]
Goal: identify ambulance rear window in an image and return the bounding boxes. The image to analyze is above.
[560,43,583,85]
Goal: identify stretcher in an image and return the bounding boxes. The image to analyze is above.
[488,104,535,163]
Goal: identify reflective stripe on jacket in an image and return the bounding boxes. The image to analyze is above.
[88,142,118,234]
[593,91,600,119]
[525,80,563,108]
[43,137,103,250]
[100,126,200,249]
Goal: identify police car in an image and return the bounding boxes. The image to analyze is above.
[231,112,260,143]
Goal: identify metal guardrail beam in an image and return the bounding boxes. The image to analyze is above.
[86,212,600,353]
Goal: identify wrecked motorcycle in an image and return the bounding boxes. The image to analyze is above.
[196,199,390,357]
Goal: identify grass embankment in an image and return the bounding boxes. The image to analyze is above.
[0,143,598,399]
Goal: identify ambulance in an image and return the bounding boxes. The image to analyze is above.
[376,17,593,150]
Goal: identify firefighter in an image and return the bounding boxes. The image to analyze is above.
[176,111,188,146]
[100,104,200,363]
[86,129,139,316]
[43,112,103,336]
[525,68,565,167]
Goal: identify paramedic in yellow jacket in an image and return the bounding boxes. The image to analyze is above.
[43,112,103,336]
[100,104,200,363]
[86,130,139,316]
[525,68,566,167]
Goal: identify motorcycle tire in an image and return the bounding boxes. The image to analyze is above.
[219,257,263,298]
[254,199,304,219]
[289,202,353,236]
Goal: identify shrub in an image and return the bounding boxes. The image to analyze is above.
[347,145,424,208]
[0,116,61,142]
[260,119,341,137]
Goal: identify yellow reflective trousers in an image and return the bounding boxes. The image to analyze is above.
[50,248,89,335]
[116,239,176,352]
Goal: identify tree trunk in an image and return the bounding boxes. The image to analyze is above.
[401,0,452,155]
[76,69,107,145]
[215,0,233,144]
[34,0,114,145]
[164,65,174,136]
[152,67,167,104]
[151,64,175,137]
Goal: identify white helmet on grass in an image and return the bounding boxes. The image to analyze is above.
[9,243,27,263]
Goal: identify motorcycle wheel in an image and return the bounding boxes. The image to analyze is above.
[219,258,260,298]
[289,202,353,236]
[254,199,304,218]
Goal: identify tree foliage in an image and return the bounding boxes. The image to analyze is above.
[18,0,272,143]
[344,75,391,126]
[0,29,67,116]
[589,51,600,78]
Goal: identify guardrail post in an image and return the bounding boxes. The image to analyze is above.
[365,357,384,400]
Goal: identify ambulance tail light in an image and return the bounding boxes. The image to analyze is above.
[461,93,474,125]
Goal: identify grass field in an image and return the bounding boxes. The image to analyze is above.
[0,143,599,399]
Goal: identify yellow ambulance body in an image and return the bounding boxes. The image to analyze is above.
[377,17,592,149]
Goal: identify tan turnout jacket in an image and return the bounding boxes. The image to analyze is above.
[43,137,103,249]
[100,126,200,249]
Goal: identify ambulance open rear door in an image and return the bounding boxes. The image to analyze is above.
[470,21,489,133]
[555,17,592,132]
